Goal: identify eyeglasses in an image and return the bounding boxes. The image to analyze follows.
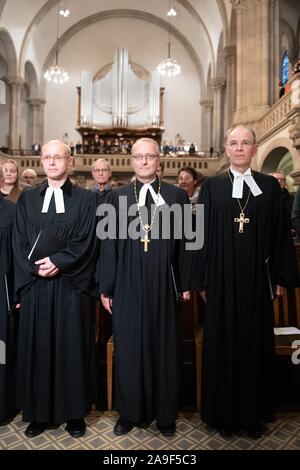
[132,153,158,161]
[41,154,69,162]
[227,140,254,148]
[93,168,110,173]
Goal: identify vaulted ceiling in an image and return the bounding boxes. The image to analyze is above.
[0,0,232,84]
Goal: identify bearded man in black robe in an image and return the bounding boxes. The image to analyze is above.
[13,140,98,438]
[195,125,298,438]
[0,165,16,425]
[99,138,194,437]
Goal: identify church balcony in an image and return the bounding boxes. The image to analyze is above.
[254,72,300,178]
[255,72,300,144]
[256,92,293,143]
[3,152,223,186]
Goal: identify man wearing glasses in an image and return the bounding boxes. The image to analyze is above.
[194,125,297,438]
[13,140,98,439]
[99,138,192,438]
[91,159,112,203]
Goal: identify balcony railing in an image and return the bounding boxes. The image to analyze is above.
[256,73,300,142]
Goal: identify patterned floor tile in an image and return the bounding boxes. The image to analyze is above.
[1,411,300,450]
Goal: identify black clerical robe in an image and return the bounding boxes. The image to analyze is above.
[195,171,298,430]
[13,179,98,424]
[0,199,16,423]
[98,179,191,426]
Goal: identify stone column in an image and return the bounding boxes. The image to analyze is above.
[224,45,237,128]
[232,0,279,123]
[26,98,46,148]
[232,0,246,121]
[7,76,23,153]
[212,78,226,153]
[200,99,213,153]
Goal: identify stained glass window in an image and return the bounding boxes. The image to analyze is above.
[281,51,289,85]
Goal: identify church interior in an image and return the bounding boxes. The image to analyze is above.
[1,0,300,453]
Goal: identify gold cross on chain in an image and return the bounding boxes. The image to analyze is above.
[234,212,250,233]
[141,232,150,252]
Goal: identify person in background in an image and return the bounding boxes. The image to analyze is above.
[0,159,22,202]
[268,172,294,221]
[90,159,112,204]
[21,169,37,188]
[157,161,165,180]
[178,166,199,210]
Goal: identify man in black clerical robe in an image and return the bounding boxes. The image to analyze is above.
[99,138,192,437]
[13,140,98,439]
[0,167,17,425]
[195,125,298,438]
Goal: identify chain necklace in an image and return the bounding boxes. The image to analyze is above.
[228,170,251,233]
[133,178,161,252]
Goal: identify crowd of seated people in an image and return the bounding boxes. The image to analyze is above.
[75,137,133,156]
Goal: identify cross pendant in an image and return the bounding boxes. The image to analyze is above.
[141,232,150,252]
[234,212,250,233]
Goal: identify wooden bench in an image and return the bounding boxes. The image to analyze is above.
[274,287,300,356]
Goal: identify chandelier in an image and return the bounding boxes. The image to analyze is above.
[157,2,181,77]
[59,4,70,17]
[44,2,69,84]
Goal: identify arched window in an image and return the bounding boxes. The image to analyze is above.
[281,51,289,85]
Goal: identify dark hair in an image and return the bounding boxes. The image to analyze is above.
[178,166,198,182]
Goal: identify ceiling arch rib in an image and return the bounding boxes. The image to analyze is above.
[0,27,17,76]
[216,0,229,46]
[19,0,59,76]
[0,0,6,19]
[39,10,205,96]
[176,0,215,74]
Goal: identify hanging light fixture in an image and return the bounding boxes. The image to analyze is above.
[157,1,181,77]
[167,7,177,16]
[59,3,70,18]
[44,2,69,84]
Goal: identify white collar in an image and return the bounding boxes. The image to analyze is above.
[230,167,262,199]
[41,185,65,213]
[137,179,165,207]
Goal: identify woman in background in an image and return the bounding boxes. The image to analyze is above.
[0,159,22,202]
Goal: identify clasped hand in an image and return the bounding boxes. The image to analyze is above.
[35,257,59,277]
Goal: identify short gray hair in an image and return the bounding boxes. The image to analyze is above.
[132,138,160,155]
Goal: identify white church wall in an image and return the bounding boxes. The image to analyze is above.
[44,18,201,148]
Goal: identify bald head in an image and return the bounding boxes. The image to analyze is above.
[41,140,73,185]
[41,140,71,157]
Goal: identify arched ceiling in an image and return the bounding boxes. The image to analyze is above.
[0,0,232,82]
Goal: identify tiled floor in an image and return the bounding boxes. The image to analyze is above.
[1,411,300,450]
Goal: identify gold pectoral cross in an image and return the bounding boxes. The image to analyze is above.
[141,232,150,252]
[234,212,249,233]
